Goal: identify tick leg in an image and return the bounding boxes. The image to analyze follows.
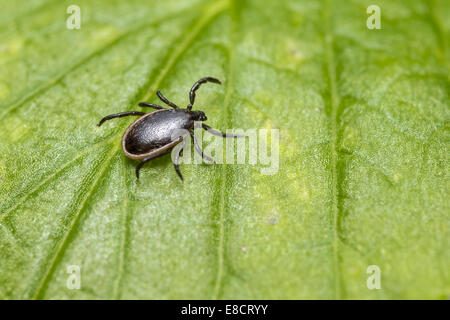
[156,91,179,109]
[187,77,221,111]
[135,150,171,180]
[202,123,245,138]
[190,131,214,163]
[138,102,165,110]
[98,111,146,127]
[173,139,187,182]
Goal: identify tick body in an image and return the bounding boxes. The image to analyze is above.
[98,77,242,181]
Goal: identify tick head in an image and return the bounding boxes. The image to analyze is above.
[190,110,207,121]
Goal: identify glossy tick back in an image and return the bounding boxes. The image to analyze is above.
[97,77,242,182]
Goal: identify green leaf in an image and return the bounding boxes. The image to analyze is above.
[0,0,448,299]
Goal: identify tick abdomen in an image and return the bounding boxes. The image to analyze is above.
[124,109,192,155]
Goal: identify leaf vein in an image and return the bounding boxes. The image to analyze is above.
[0,136,116,221]
[32,145,119,299]
[0,7,197,118]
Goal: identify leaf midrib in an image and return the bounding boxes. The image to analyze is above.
[109,0,229,300]
[28,0,228,299]
[323,0,343,299]
[32,144,119,299]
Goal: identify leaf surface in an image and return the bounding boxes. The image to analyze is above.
[0,0,449,299]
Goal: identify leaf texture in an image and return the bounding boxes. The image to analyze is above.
[0,0,448,299]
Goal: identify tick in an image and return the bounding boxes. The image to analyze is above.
[98,77,242,181]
